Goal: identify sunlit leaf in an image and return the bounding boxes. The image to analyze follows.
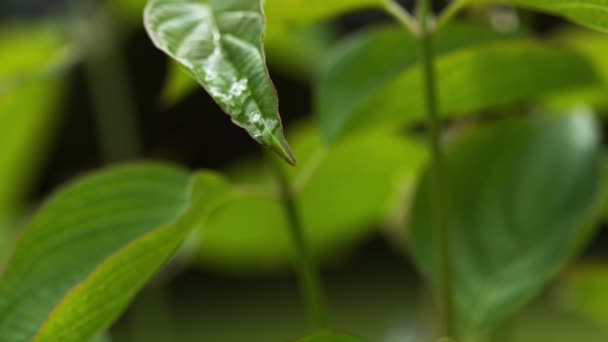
[0,164,228,342]
[295,330,367,342]
[317,24,574,141]
[0,23,72,219]
[195,123,427,272]
[409,112,603,339]
[559,265,608,329]
[144,0,295,164]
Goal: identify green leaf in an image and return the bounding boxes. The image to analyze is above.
[295,330,367,342]
[160,23,335,107]
[318,24,598,141]
[0,164,228,341]
[471,0,608,33]
[144,0,295,164]
[560,264,608,328]
[409,112,603,339]
[544,29,608,112]
[195,124,427,271]
[265,0,382,28]
[0,23,72,218]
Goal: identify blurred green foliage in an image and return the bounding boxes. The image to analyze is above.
[2,0,608,341]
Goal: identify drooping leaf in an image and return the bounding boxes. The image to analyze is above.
[0,164,228,342]
[318,24,598,141]
[467,0,608,33]
[409,112,603,339]
[161,23,335,107]
[295,330,367,342]
[195,123,427,271]
[144,0,295,164]
[559,265,608,329]
[0,23,73,219]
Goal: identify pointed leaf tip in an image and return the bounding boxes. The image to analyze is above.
[145,0,294,164]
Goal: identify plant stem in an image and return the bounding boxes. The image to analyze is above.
[418,0,456,339]
[267,154,328,330]
[74,1,142,162]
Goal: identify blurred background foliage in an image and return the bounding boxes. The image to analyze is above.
[3,0,608,341]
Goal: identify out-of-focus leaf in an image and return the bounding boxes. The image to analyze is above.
[559,265,608,329]
[318,24,583,142]
[464,0,608,33]
[317,23,526,141]
[409,112,603,339]
[545,29,608,111]
[295,330,367,341]
[0,23,72,219]
[265,0,382,29]
[144,0,295,164]
[195,124,427,272]
[0,164,229,342]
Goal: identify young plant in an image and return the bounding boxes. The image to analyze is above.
[0,0,608,341]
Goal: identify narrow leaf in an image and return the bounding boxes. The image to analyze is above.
[0,164,228,341]
[409,112,603,339]
[144,0,295,164]
[0,22,72,219]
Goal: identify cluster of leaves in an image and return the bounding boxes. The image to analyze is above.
[3,0,608,341]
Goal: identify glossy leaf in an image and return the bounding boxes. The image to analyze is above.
[409,112,603,339]
[468,0,608,33]
[318,24,597,141]
[144,0,295,164]
[195,123,427,271]
[161,23,334,107]
[0,164,228,341]
[0,23,72,219]
[296,330,367,341]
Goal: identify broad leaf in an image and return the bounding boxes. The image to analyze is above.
[296,330,367,342]
[0,23,72,219]
[318,24,597,141]
[195,123,427,271]
[409,112,603,339]
[144,0,295,164]
[0,164,228,341]
[468,0,608,33]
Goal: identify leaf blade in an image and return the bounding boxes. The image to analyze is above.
[409,112,603,339]
[144,0,295,164]
[0,164,228,342]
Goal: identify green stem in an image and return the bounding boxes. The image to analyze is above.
[418,0,456,339]
[435,0,468,32]
[382,0,420,35]
[74,1,142,162]
[267,154,328,330]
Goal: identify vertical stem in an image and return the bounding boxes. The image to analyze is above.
[418,0,456,338]
[267,155,328,329]
[73,1,142,162]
